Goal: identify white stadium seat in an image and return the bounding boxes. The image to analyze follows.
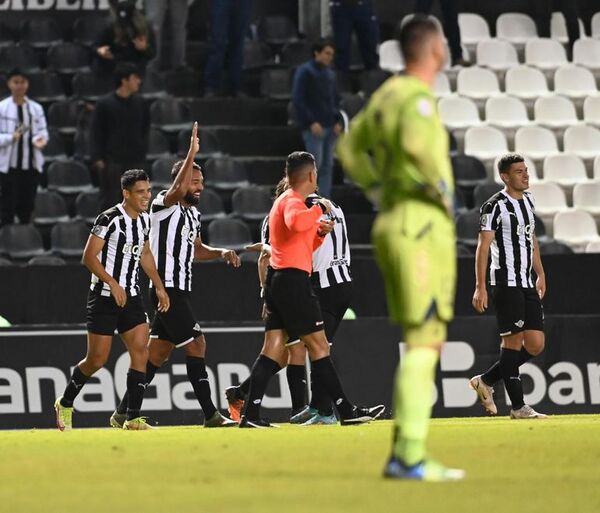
[591,12,600,38]
[594,155,600,179]
[497,13,537,45]
[515,126,559,160]
[582,95,600,126]
[573,182,600,215]
[585,240,600,252]
[551,13,586,43]
[573,38,600,70]
[476,39,519,71]
[534,95,579,129]
[458,13,491,52]
[543,154,589,186]
[525,38,568,71]
[554,210,600,250]
[505,65,549,100]
[527,182,569,216]
[438,96,481,129]
[563,124,600,159]
[554,65,598,99]
[432,72,452,97]
[456,66,500,99]
[378,39,404,73]
[464,126,508,161]
[485,96,530,129]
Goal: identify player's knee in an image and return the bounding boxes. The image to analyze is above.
[84,354,108,371]
[404,317,446,347]
[524,332,545,355]
[130,345,149,366]
[187,337,206,357]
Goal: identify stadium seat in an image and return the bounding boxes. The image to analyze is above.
[242,40,275,70]
[497,13,537,46]
[525,38,568,72]
[432,72,451,98]
[27,71,66,104]
[73,126,92,162]
[464,126,508,161]
[51,220,90,257]
[583,95,600,127]
[473,181,503,207]
[32,190,69,226]
[231,186,272,221]
[543,154,589,186]
[146,128,172,161]
[476,39,519,71]
[257,15,298,46]
[514,126,559,160]
[591,12,600,38]
[197,188,226,221]
[378,39,404,73]
[533,95,578,129]
[43,128,68,164]
[151,156,179,188]
[451,155,488,189]
[563,124,600,160]
[47,99,84,136]
[140,70,168,101]
[46,43,91,75]
[456,66,501,100]
[505,65,549,102]
[0,43,41,73]
[75,190,100,224]
[260,68,293,100]
[177,128,222,158]
[539,240,574,254]
[47,160,94,195]
[359,69,393,97]
[150,98,193,133]
[554,65,598,99]
[207,218,253,251]
[0,22,15,48]
[573,182,600,215]
[438,96,481,130]
[455,209,480,246]
[573,38,600,72]
[553,210,600,250]
[585,240,600,253]
[340,94,365,122]
[165,69,203,98]
[20,19,63,48]
[492,154,539,183]
[335,70,356,96]
[527,182,569,216]
[458,13,491,53]
[203,158,249,190]
[0,256,14,266]
[0,224,45,259]
[594,155,600,179]
[72,16,109,47]
[485,96,530,130]
[27,255,67,266]
[71,72,113,102]
[280,41,312,67]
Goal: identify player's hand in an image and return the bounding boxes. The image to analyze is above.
[155,286,170,312]
[133,35,148,51]
[261,301,268,321]
[536,274,546,299]
[109,281,127,307]
[97,45,114,60]
[317,219,334,237]
[221,249,241,267]
[472,287,488,314]
[94,160,106,170]
[244,242,263,253]
[12,128,22,142]
[189,122,199,155]
[33,136,47,150]
[315,198,332,214]
[310,122,324,137]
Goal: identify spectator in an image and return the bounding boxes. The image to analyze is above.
[145,0,189,71]
[91,63,150,212]
[94,0,156,76]
[0,69,48,227]
[531,0,580,58]
[330,0,380,71]
[204,0,253,97]
[415,0,471,66]
[291,39,342,198]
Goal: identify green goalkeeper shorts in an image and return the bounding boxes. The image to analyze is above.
[372,200,456,327]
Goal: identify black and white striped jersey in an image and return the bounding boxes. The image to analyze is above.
[90,204,150,297]
[479,190,536,288]
[150,190,201,291]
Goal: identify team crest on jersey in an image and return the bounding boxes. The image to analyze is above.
[417,98,433,117]
[480,214,491,228]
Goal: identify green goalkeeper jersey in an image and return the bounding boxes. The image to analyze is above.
[336,75,454,216]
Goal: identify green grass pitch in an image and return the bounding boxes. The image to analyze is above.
[1,416,599,513]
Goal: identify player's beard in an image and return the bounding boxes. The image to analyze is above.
[184,191,200,206]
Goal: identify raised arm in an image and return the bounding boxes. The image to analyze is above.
[163,122,199,207]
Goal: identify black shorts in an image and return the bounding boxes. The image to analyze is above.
[315,281,353,343]
[86,291,147,336]
[150,288,203,347]
[264,268,324,338]
[491,286,544,337]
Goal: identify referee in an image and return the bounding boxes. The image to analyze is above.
[470,153,547,419]
[54,169,170,431]
[113,123,241,428]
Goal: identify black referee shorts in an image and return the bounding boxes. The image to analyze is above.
[264,268,324,338]
[491,285,544,337]
[315,281,353,343]
[150,288,203,347]
[86,290,148,336]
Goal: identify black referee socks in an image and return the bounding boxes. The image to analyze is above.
[310,356,353,418]
[243,355,282,420]
[499,348,525,410]
[60,366,90,407]
[186,356,217,420]
[482,346,535,387]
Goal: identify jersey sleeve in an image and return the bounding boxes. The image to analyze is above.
[479,201,499,232]
[91,213,113,240]
[260,215,270,245]
[151,190,169,213]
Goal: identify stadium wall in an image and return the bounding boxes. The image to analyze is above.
[1,316,598,429]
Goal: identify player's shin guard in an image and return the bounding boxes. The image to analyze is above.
[393,347,439,466]
[186,356,217,419]
[125,368,146,420]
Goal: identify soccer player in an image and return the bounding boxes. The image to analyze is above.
[470,154,547,419]
[336,17,464,480]
[54,169,170,431]
[237,151,384,428]
[112,123,240,428]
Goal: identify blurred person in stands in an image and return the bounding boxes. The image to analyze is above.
[203,0,252,97]
[0,69,48,227]
[94,0,156,76]
[145,0,189,71]
[531,0,580,58]
[292,39,343,199]
[91,62,149,212]
[330,0,380,71]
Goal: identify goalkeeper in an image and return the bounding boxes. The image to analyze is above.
[336,16,463,481]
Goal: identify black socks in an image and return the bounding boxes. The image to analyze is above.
[286,364,307,413]
[481,347,534,386]
[242,355,282,420]
[60,366,90,407]
[117,361,159,415]
[125,369,146,420]
[186,356,217,420]
[498,348,525,409]
[310,357,352,418]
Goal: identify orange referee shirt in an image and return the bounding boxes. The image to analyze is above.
[269,189,325,273]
